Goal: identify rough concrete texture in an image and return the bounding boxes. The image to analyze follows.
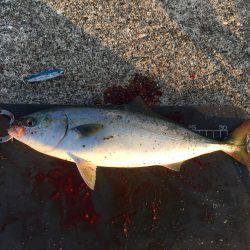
[0,1,249,250]
[0,0,249,111]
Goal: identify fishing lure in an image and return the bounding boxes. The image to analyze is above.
[24,68,64,83]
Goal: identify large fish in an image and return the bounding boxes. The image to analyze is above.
[8,99,250,189]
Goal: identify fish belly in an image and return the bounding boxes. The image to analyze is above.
[83,140,221,168]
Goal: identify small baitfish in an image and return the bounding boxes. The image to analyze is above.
[8,98,250,190]
[24,68,64,82]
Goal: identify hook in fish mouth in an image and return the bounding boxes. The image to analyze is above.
[0,109,15,143]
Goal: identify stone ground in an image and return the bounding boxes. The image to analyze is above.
[0,1,249,250]
[0,0,249,110]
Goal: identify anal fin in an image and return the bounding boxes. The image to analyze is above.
[163,162,184,171]
[68,153,97,190]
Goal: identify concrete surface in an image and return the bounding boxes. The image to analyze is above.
[0,1,249,250]
[0,0,249,111]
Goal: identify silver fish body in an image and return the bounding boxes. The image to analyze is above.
[48,108,226,166]
[8,105,249,189]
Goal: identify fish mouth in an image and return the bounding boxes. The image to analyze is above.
[8,125,26,138]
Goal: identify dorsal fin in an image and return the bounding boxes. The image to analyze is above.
[123,96,160,117]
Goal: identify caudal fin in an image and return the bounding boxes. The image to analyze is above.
[223,120,250,169]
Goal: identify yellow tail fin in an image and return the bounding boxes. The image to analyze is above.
[223,120,250,169]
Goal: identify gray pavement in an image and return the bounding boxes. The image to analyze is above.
[0,1,249,250]
[0,0,249,111]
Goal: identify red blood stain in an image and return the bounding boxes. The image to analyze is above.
[122,213,131,238]
[103,74,162,106]
[189,73,197,79]
[30,161,99,229]
[35,173,46,183]
[50,191,61,200]
[104,171,137,233]
[151,201,161,221]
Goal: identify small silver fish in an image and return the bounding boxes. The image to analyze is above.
[8,98,250,190]
[24,68,64,82]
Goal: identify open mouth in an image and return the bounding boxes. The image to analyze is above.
[8,125,26,138]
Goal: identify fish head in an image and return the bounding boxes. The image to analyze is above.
[55,69,64,75]
[50,69,64,77]
[8,110,68,153]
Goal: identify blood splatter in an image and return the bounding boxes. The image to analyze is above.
[150,200,162,221]
[50,191,61,200]
[122,213,131,238]
[34,173,46,183]
[30,160,99,229]
[189,73,197,79]
[103,74,162,106]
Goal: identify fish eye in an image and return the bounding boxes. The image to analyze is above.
[25,117,36,127]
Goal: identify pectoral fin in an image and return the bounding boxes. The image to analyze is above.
[72,124,104,137]
[68,153,97,190]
